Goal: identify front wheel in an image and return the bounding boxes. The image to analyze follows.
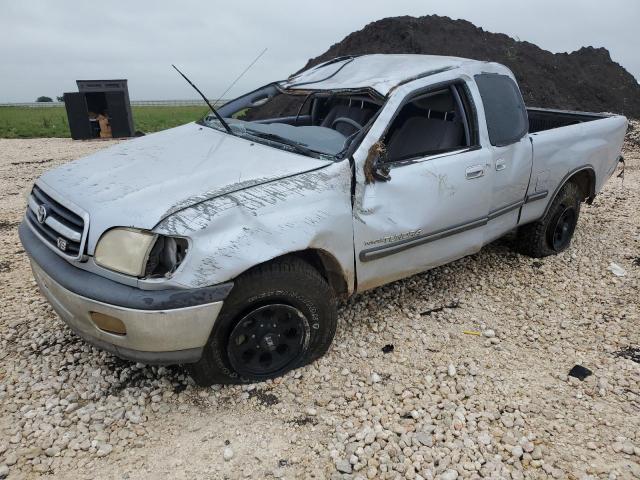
[516,182,582,258]
[190,257,337,386]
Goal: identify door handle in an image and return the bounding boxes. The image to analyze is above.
[465,165,485,179]
[495,158,507,171]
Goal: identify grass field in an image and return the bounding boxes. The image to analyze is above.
[0,105,210,138]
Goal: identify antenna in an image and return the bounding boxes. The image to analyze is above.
[214,48,268,105]
[171,64,232,134]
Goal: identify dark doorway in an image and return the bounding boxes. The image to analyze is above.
[63,79,135,140]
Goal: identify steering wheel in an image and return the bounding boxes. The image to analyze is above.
[331,117,364,133]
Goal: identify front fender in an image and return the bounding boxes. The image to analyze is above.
[154,161,355,292]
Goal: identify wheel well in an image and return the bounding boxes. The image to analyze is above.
[291,250,350,300]
[236,250,350,299]
[567,168,596,203]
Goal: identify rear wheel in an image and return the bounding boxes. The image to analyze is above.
[548,206,577,252]
[516,182,582,258]
[190,257,337,386]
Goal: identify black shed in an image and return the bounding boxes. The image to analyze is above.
[63,79,135,140]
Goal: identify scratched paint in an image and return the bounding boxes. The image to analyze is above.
[155,161,355,291]
[157,169,343,234]
[38,122,332,252]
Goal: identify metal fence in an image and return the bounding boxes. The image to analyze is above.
[0,100,228,108]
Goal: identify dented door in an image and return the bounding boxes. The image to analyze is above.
[353,148,492,292]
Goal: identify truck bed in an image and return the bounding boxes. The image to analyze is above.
[519,107,627,227]
[527,107,609,133]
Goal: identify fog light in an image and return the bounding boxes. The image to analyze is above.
[90,312,127,336]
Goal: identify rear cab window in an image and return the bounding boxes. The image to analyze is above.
[474,73,529,146]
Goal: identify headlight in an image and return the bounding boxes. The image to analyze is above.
[95,228,156,276]
[95,228,188,278]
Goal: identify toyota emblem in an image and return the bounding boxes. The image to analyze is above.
[36,204,47,224]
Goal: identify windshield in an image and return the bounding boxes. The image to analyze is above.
[203,88,382,159]
[203,115,349,157]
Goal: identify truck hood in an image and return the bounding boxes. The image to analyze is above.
[38,123,332,249]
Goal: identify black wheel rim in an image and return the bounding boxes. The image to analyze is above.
[550,206,576,251]
[227,304,309,377]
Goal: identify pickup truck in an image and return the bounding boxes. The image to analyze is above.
[19,54,627,385]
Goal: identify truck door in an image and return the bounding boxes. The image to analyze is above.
[474,73,533,242]
[353,81,493,292]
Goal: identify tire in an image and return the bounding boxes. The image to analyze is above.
[516,182,582,258]
[189,256,337,386]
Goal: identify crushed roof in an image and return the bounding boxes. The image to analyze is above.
[280,54,481,96]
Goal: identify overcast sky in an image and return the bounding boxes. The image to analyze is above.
[1,0,638,102]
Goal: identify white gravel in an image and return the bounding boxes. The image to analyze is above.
[0,126,639,479]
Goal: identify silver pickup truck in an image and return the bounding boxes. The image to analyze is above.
[20,54,627,385]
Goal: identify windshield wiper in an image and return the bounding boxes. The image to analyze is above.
[245,130,316,157]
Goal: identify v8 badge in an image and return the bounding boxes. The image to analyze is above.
[56,237,68,252]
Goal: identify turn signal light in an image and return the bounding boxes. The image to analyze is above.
[90,312,127,336]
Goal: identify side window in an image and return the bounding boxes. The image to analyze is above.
[474,73,528,147]
[383,85,473,162]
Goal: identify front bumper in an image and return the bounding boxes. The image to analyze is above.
[20,221,233,364]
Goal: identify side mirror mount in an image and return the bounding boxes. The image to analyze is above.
[364,141,391,184]
[372,155,391,182]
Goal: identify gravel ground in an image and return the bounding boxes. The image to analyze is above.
[0,126,639,480]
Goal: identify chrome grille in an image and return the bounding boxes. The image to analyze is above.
[26,185,86,259]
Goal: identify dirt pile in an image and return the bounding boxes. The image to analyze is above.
[300,15,640,118]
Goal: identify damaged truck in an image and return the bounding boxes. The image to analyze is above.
[19,54,627,385]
